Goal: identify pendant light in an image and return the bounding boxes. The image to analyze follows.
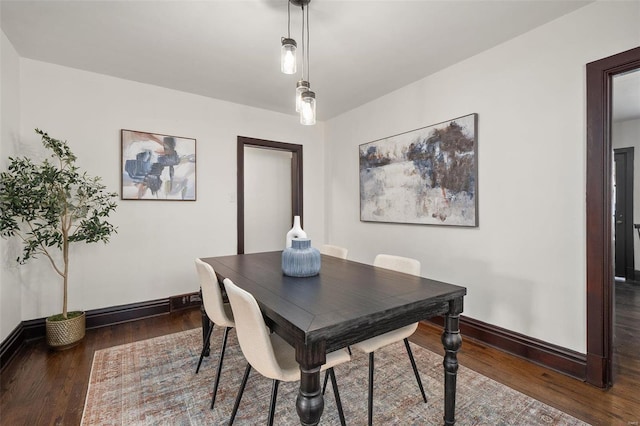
[300,91,316,125]
[281,39,297,74]
[281,1,296,74]
[295,80,310,112]
[282,0,316,125]
[298,1,316,125]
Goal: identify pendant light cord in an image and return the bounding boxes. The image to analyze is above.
[306,3,310,84]
[301,4,306,81]
[287,0,291,38]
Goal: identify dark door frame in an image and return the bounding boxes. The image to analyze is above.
[614,147,635,279]
[237,136,303,255]
[586,46,640,388]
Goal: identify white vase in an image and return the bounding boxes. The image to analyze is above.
[286,215,307,248]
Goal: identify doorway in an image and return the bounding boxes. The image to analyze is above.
[236,136,303,255]
[244,147,293,253]
[613,147,635,280]
[585,46,640,387]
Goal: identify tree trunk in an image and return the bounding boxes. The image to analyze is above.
[62,234,69,319]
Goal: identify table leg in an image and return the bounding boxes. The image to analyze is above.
[200,287,210,357]
[295,341,326,425]
[441,297,463,425]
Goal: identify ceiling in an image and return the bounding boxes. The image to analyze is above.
[5,0,635,122]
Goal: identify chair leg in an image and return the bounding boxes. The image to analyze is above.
[229,363,252,425]
[210,326,231,409]
[328,368,347,426]
[267,379,280,426]
[404,338,427,403]
[324,347,349,394]
[196,320,214,374]
[368,352,374,426]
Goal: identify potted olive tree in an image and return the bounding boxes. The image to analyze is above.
[0,129,117,349]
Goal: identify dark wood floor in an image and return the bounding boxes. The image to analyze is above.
[1,283,639,425]
[414,281,640,425]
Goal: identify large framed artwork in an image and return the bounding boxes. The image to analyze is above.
[121,130,196,200]
[359,113,478,227]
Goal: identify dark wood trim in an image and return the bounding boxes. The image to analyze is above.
[0,297,179,372]
[291,149,303,219]
[427,316,587,380]
[586,46,640,388]
[236,136,304,254]
[624,147,634,279]
[85,298,170,329]
[237,139,245,254]
[169,291,201,311]
[0,323,24,374]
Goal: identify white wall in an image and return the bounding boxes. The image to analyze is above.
[325,1,640,353]
[613,118,640,267]
[10,58,325,329]
[0,29,22,341]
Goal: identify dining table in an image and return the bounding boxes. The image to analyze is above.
[200,251,467,425]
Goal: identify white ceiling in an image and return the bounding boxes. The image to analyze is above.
[5,0,631,122]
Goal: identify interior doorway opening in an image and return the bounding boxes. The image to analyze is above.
[237,136,303,255]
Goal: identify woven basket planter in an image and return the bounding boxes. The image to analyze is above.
[46,311,86,350]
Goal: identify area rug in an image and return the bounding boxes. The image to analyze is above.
[81,327,589,425]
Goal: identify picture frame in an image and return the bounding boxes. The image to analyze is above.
[121,129,196,201]
[359,113,478,227]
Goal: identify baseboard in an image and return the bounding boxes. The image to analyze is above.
[169,292,201,311]
[0,323,25,374]
[586,352,609,387]
[427,315,587,381]
[0,295,199,373]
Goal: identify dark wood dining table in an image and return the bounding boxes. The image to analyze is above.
[200,251,467,425]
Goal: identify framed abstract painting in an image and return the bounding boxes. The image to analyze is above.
[121,130,196,200]
[359,113,478,227]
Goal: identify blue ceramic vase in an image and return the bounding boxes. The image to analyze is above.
[282,238,321,277]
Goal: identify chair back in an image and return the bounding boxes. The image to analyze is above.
[373,254,420,276]
[320,244,348,259]
[223,278,283,379]
[195,258,234,326]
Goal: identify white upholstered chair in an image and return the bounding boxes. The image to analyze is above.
[194,258,235,410]
[351,254,427,426]
[320,244,348,259]
[223,278,350,426]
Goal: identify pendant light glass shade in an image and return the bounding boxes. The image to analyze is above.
[300,90,316,125]
[295,80,310,112]
[281,38,297,74]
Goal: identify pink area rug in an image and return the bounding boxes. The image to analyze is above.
[82,327,589,425]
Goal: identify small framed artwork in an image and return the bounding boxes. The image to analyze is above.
[121,130,196,200]
[359,113,478,227]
